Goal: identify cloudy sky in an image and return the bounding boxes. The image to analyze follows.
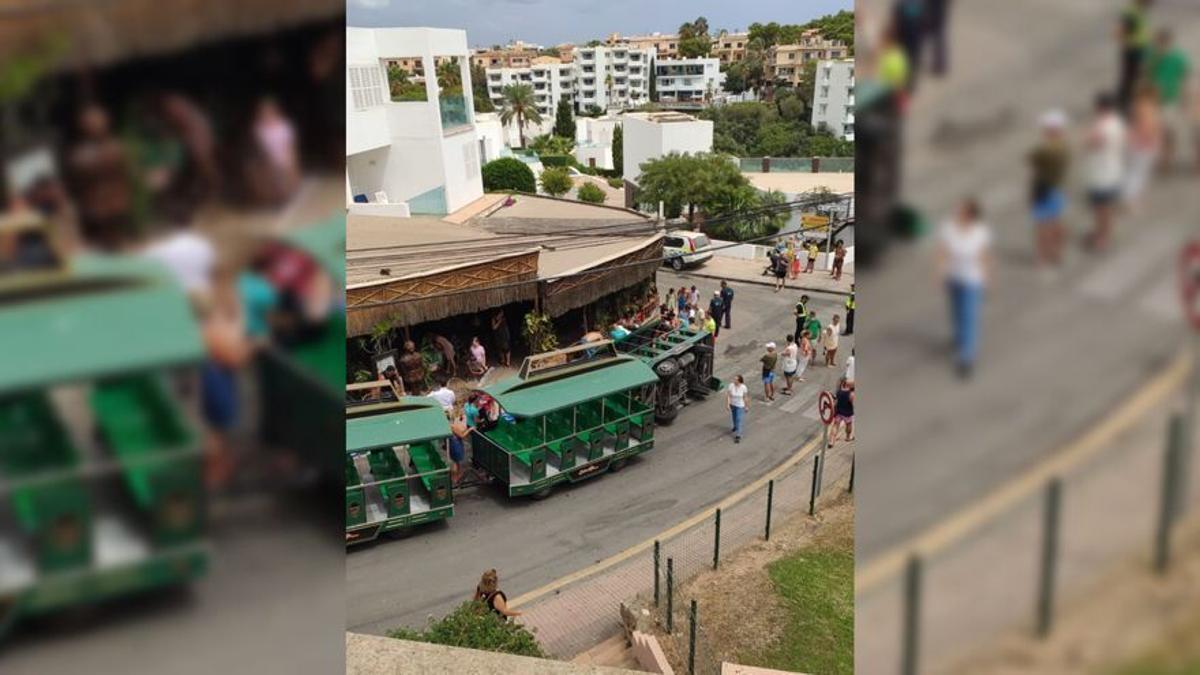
[347,0,853,48]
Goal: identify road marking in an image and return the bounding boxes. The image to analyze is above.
[509,434,824,609]
[1139,272,1183,322]
[856,347,1193,595]
[780,391,810,414]
[1076,229,1180,301]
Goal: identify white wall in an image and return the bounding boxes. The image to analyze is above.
[474,115,506,163]
[574,143,612,170]
[622,115,713,184]
[346,146,390,198]
[622,116,661,184]
[811,59,855,140]
[439,131,485,211]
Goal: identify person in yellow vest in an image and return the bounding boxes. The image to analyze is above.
[844,284,855,336]
[1117,0,1154,114]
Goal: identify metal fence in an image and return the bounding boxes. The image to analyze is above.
[856,375,1200,675]
[518,431,855,671]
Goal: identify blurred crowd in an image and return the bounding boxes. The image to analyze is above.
[1,24,345,490]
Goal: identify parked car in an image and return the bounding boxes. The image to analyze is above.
[662,231,713,271]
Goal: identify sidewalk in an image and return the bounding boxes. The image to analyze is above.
[670,256,854,297]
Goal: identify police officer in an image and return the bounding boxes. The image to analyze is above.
[843,284,855,336]
[794,294,810,345]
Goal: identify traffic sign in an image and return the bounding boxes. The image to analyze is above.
[1181,241,1200,331]
[818,390,835,425]
[802,214,831,229]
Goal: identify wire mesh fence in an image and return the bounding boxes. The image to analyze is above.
[519,438,855,670]
[735,157,856,174]
[856,394,1200,675]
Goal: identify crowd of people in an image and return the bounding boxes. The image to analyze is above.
[935,0,1195,380]
[763,236,849,292]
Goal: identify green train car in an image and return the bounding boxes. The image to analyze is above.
[345,396,455,545]
[471,342,660,498]
[256,214,346,481]
[0,251,206,635]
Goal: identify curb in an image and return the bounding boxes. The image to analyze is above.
[665,267,854,297]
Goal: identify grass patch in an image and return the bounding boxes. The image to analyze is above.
[1111,607,1200,675]
[749,532,854,674]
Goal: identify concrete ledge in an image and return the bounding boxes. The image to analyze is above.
[346,633,646,674]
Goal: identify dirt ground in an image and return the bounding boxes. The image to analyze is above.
[945,516,1200,675]
[650,491,855,673]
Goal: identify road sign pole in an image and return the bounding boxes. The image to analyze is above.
[817,425,827,497]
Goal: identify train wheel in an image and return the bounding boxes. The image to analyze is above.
[655,404,679,425]
[608,458,628,473]
[530,486,553,500]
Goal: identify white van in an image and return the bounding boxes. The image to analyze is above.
[662,231,713,271]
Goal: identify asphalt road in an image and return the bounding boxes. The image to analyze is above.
[346,270,854,635]
[856,0,1200,563]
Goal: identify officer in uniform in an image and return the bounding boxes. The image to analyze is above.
[843,285,855,336]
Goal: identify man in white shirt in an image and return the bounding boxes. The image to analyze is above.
[845,349,856,383]
[142,225,216,298]
[428,379,456,412]
[1084,92,1127,252]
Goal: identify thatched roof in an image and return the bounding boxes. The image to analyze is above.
[0,0,340,70]
[541,235,662,317]
[346,249,539,337]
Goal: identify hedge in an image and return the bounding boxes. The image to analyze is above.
[482,157,536,193]
[539,154,573,167]
[388,601,545,658]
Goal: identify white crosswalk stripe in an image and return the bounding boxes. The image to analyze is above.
[1076,229,1181,302]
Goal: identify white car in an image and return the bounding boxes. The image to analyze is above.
[663,231,713,271]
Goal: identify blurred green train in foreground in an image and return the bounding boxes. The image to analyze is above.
[0,214,206,635]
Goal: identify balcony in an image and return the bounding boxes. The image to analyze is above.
[438,93,470,132]
[580,51,595,60]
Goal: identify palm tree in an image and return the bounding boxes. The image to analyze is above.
[499,83,543,148]
[604,73,614,107]
[436,60,462,93]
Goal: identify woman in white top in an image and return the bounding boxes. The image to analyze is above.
[781,335,800,395]
[726,375,750,443]
[937,197,992,378]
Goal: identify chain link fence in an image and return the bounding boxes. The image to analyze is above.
[856,378,1200,675]
[519,432,855,671]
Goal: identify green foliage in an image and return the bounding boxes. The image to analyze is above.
[806,130,855,158]
[470,63,495,112]
[387,65,427,101]
[539,46,561,58]
[482,157,536,193]
[748,11,855,50]
[581,103,604,117]
[529,133,574,156]
[635,152,746,221]
[756,122,803,157]
[539,167,573,197]
[707,189,790,242]
[577,182,607,204]
[677,19,712,58]
[586,39,603,47]
[552,98,576,139]
[436,61,463,94]
[538,154,573,167]
[522,312,559,353]
[499,83,544,148]
[612,125,624,175]
[388,601,546,659]
[0,34,66,104]
[606,177,624,189]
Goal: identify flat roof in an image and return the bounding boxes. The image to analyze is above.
[743,172,855,195]
[623,111,701,124]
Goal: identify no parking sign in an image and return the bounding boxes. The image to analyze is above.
[819,390,836,425]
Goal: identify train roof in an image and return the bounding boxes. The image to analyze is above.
[346,396,451,452]
[484,351,658,418]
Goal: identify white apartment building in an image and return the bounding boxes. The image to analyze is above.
[622,111,713,207]
[485,57,576,123]
[654,57,724,104]
[573,45,655,111]
[810,59,855,141]
[347,27,484,216]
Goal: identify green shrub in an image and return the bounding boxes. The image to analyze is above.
[606,177,624,189]
[539,167,573,197]
[577,182,607,204]
[539,154,573,167]
[482,157,536,193]
[388,601,545,658]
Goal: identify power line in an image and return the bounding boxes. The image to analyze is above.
[348,205,850,310]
